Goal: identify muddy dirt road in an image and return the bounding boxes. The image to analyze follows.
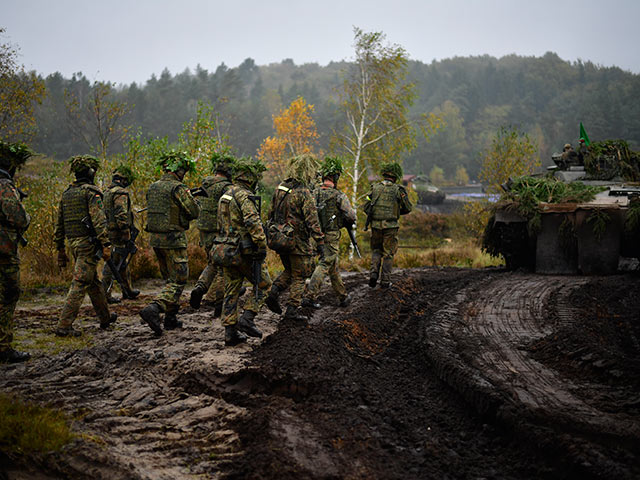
[1,268,639,479]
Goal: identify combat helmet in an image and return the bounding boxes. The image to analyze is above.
[0,141,34,174]
[155,149,196,174]
[320,156,344,179]
[287,154,319,185]
[380,162,403,182]
[69,155,100,178]
[234,157,266,188]
[113,164,137,186]
[210,151,235,178]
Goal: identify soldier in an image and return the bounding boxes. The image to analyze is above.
[213,157,273,346]
[102,165,140,303]
[303,157,356,309]
[0,141,33,362]
[364,162,412,289]
[139,150,200,336]
[54,155,117,337]
[265,154,324,322]
[189,152,235,315]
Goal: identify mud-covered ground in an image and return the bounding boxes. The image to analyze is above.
[1,268,639,479]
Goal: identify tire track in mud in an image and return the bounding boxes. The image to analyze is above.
[426,273,640,479]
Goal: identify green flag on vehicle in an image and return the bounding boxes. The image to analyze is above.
[579,122,590,146]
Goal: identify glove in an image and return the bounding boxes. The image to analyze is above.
[316,244,325,260]
[253,249,267,262]
[57,250,68,269]
[102,246,112,262]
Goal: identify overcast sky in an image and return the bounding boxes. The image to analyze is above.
[3,0,640,85]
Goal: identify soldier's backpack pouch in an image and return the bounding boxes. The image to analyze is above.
[210,236,242,267]
[266,220,295,253]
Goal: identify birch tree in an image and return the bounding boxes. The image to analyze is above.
[333,28,440,217]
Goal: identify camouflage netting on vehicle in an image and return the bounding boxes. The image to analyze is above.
[584,140,640,181]
[482,176,606,264]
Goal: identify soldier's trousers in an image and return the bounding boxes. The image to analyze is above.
[273,253,315,308]
[195,233,224,304]
[58,245,111,329]
[370,227,399,284]
[221,258,272,327]
[307,231,346,300]
[101,243,134,296]
[0,262,20,351]
[153,247,188,314]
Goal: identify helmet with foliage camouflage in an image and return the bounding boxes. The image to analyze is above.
[0,141,34,170]
[113,164,137,185]
[380,162,403,181]
[287,154,319,185]
[234,157,266,185]
[69,155,100,174]
[156,149,196,174]
[210,151,235,177]
[320,156,344,178]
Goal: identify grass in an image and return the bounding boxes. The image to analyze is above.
[0,393,73,455]
[13,328,94,355]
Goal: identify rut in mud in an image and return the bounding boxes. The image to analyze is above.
[1,269,639,479]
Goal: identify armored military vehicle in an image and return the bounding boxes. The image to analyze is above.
[411,175,446,205]
[483,140,640,274]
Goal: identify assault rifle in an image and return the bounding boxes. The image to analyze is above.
[189,187,209,198]
[248,194,263,301]
[328,214,361,258]
[16,187,28,246]
[81,216,136,299]
[114,224,139,272]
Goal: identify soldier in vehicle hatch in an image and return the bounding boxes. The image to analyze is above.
[0,141,33,362]
[190,152,235,316]
[102,165,139,303]
[303,156,356,309]
[54,155,117,337]
[265,154,325,323]
[139,150,200,336]
[212,157,274,346]
[364,162,412,289]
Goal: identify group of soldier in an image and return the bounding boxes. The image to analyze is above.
[0,140,412,362]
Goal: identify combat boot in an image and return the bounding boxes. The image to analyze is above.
[380,281,392,289]
[106,295,121,304]
[189,285,206,309]
[163,312,183,330]
[368,272,378,288]
[301,298,321,309]
[339,293,352,307]
[225,325,247,346]
[265,285,282,314]
[139,303,163,336]
[0,348,30,363]
[213,302,223,318]
[237,310,262,338]
[283,305,309,323]
[100,312,118,330]
[122,289,140,300]
[55,326,82,337]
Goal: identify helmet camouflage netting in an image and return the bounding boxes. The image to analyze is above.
[113,164,137,184]
[380,162,403,181]
[155,149,196,173]
[69,154,100,173]
[210,151,236,176]
[0,141,34,169]
[287,154,319,184]
[320,156,344,178]
[234,156,266,183]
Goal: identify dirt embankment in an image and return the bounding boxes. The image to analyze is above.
[1,269,639,479]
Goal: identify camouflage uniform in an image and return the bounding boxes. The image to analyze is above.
[192,174,232,308]
[0,166,30,359]
[365,169,412,288]
[54,175,114,332]
[145,172,200,317]
[101,180,137,300]
[306,180,356,304]
[268,179,324,312]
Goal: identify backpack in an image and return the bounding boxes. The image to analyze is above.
[266,184,296,252]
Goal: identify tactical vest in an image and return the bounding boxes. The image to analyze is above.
[146,178,183,233]
[316,187,341,232]
[217,190,239,238]
[61,184,92,238]
[370,181,400,222]
[197,176,231,232]
[104,185,131,231]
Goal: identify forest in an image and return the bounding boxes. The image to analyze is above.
[28,52,640,181]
